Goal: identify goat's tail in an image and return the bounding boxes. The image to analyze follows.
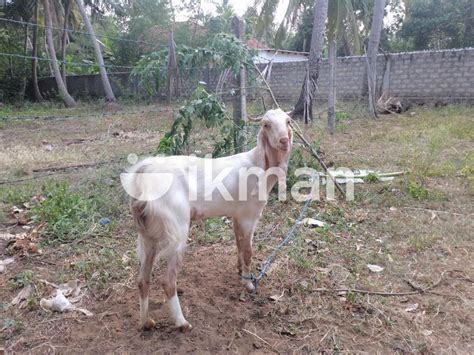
[131,197,187,264]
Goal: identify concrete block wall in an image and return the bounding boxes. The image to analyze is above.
[266,48,474,102]
[34,48,474,103]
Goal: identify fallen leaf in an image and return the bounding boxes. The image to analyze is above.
[122,253,131,265]
[11,285,33,307]
[300,280,309,288]
[0,257,15,273]
[367,264,384,273]
[404,303,419,312]
[0,233,16,241]
[269,290,285,302]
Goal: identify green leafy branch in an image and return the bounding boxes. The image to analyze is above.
[156,83,235,157]
[131,33,255,96]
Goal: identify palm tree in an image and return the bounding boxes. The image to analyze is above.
[31,0,43,101]
[255,0,311,47]
[43,0,76,107]
[366,0,386,118]
[60,0,71,83]
[326,0,368,133]
[291,0,328,123]
[75,0,116,102]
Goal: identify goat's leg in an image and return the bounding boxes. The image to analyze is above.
[161,219,192,332]
[233,217,258,293]
[137,235,157,330]
[162,253,191,332]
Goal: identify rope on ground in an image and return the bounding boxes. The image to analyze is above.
[250,194,314,292]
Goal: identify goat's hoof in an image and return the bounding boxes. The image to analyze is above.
[244,282,255,293]
[178,321,193,333]
[141,318,156,331]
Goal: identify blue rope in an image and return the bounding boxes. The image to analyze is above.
[251,195,314,291]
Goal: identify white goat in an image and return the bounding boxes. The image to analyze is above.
[123,108,293,332]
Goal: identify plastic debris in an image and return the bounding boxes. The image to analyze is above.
[318,169,405,185]
[302,218,326,228]
[99,217,110,226]
[39,280,93,317]
[404,303,419,312]
[40,290,71,312]
[367,264,384,273]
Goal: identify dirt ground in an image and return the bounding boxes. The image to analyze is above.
[1,102,473,353]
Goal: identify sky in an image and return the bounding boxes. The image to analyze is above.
[201,0,289,24]
[199,0,401,29]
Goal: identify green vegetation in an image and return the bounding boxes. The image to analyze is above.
[156,84,233,156]
[30,181,116,243]
[8,270,34,290]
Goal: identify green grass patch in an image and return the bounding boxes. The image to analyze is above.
[30,181,117,243]
[408,234,439,252]
[8,270,34,290]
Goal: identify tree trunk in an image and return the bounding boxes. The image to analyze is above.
[292,0,329,123]
[32,0,43,101]
[166,29,179,102]
[327,39,336,135]
[466,1,474,47]
[43,0,76,107]
[75,0,116,102]
[342,31,352,56]
[61,0,71,84]
[232,16,247,153]
[366,0,386,119]
[20,23,29,100]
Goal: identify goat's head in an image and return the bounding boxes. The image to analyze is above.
[251,108,293,152]
[251,109,293,170]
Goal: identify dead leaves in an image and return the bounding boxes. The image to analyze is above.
[6,223,46,256]
[4,197,48,256]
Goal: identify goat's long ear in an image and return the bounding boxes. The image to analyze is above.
[257,126,286,170]
[255,128,268,169]
[288,123,294,146]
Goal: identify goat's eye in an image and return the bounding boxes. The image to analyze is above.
[264,124,270,128]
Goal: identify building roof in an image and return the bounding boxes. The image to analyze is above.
[256,48,310,56]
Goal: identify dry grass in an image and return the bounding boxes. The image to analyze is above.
[0,102,473,353]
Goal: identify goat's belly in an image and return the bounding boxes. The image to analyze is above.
[190,199,264,220]
[190,200,239,220]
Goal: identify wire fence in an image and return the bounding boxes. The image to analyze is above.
[0,17,167,49]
